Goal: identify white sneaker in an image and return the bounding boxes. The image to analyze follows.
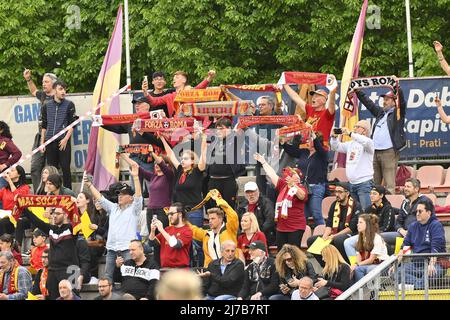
[89,277,99,285]
[398,284,414,291]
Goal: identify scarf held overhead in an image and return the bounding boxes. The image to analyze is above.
[132,118,196,133]
[115,144,162,168]
[179,100,254,117]
[278,72,337,90]
[174,88,224,103]
[237,115,301,129]
[345,76,400,119]
[13,195,79,227]
[91,112,151,127]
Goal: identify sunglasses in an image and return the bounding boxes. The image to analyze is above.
[284,257,293,263]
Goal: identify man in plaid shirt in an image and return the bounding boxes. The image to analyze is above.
[0,251,32,300]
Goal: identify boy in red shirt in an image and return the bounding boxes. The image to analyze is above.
[29,229,48,275]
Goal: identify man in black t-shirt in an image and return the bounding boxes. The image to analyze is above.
[141,71,176,117]
[23,69,57,192]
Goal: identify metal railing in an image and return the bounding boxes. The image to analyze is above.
[337,253,450,300]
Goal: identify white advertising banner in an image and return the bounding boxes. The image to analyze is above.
[0,93,133,173]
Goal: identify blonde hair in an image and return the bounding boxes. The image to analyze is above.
[181,150,198,169]
[275,244,308,279]
[321,245,349,278]
[156,269,203,300]
[241,212,260,234]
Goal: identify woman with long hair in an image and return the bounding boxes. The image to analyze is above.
[35,165,59,195]
[254,153,307,250]
[0,165,30,237]
[0,233,23,265]
[76,191,107,281]
[0,121,22,190]
[352,214,389,282]
[161,134,207,227]
[270,244,317,300]
[314,245,351,299]
[237,212,267,266]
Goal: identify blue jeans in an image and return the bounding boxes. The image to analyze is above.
[188,208,204,267]
[350,180,373,210]
[105,249,131,282]
[344,235,359,260]
[304,183,326,227]
[397,259,445,290]
[354,265,377,282]
[206,294,237,300]
[269,294,291,300]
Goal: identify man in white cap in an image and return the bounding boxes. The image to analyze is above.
[330,120,374,210]
[237,181,276,245]
[354,75,406,195]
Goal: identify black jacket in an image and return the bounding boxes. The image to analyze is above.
[114,257,160,300]
[395,195,434,232]
[238,257,279,299]
[76,235,91,281]
[238,195,275,236]
[278,261,318,296]
[356,88,406,151]
[23,209,79,271]
[323,264,352,292]
[205,258,245,297]
[207,132,246,178]
[364,201,396,232]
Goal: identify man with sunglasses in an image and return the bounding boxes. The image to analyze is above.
[396,199,446,290]
[330,120,374,209]
[22,207,81,300]
[148,202,192,269]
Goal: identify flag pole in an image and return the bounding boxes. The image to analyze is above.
[405,0,414,77]
[124,0,132,87]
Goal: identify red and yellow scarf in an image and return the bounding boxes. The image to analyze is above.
[237,115,301,129]
[0,260,20,294]
[179,100,254,117]
[331,197,355,234]
[39,268,48,297]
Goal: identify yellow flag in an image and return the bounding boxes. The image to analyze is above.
[73,211,94,239]
[349,256,357,266]
[29,207,49,223]
[394,237,404,255]
[27,292,39,300]
[307,237,332,255]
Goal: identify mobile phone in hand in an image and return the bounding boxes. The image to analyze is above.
[333,128,343,135]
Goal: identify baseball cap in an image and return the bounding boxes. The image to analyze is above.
[371,185,389,196]
[335,182,351,192]
[244,181,258,192]
[246,240,266,251]
[131,96,149,104]
[116,183,134,196]
[381,91,396,100]
[309,89,328,100]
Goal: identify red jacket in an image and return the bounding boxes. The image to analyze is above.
[0,184,31,210]
[0,137,22,168]
[146,79,210,116]
[30,244,48,271]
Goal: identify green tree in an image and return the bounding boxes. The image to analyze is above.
[0,0,448,96]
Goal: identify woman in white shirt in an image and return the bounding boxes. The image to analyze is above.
[351,214,388,282]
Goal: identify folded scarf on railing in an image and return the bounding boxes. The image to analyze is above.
[174,88,224,103]
[13,195,79,227]
[278,72,337,90]
[237,115,301,129]
[179,100,254,117]
[91,112,151,127]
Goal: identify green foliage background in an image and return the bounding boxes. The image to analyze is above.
[0,0,448,95]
